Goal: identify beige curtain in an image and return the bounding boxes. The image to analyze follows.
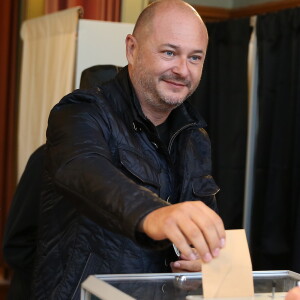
[17,7,82,178]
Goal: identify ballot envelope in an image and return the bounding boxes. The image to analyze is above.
[80,270,300,300]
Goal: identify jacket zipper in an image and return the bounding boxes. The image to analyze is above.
[168,122,197,153]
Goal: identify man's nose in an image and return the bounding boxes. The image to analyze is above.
[172,57,189,77]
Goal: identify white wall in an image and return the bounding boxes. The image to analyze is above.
[75,20,134,88]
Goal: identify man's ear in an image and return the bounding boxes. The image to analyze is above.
[126,34,137,65]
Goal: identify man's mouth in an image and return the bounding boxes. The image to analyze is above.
[163,80,186,87]
[160,75,191,89]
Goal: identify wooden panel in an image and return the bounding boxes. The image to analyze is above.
[194,5,231,22]
[231,0,300,18]
[194,0,300,21]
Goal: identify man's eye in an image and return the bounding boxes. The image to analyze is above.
[190,55,201,62]
[165,51,174,56]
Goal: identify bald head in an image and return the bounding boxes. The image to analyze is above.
[133,0,206,41]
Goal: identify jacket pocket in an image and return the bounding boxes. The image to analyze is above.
[192,175,220,197]
[119,148,160,188]
[192,176,219,209]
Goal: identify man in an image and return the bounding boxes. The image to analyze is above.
[32,0,225,298]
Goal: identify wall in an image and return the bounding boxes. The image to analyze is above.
[25,0,44,19]
[121,0,148,23]
[232,0,282,8]
[186,0,233,8]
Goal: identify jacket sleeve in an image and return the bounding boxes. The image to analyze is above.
[3,145,45,270]
[46,93,170,248]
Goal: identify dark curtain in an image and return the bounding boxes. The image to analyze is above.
[250,7,300,272]
[189,18,251,229]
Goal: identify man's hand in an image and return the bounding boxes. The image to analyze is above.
[140,201,225,263]
[170,249,202,272]
[286,286,300,300]
[171,259,202,272]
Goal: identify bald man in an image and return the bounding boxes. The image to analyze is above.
[32,1,225,298]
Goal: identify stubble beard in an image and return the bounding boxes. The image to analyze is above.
[133,61,195,112]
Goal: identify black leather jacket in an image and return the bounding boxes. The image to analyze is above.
[32,66,219,299]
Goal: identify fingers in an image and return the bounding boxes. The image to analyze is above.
[162,219,200,261]
[172,202,225,262]
[190,206,225,261]
[142,201,226,262]
[177,220,211,261]
[170,259,202,273]
[171,249,202,273]
[286,287,300,300]
[180,248,200,260]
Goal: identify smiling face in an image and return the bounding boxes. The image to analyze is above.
[126,0,208,123]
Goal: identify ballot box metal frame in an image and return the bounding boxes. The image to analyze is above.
[81,270,300,300]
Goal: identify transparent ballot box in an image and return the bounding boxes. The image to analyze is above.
[81,270,300,300]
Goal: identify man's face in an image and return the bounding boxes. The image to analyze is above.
[128,8,208,111]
